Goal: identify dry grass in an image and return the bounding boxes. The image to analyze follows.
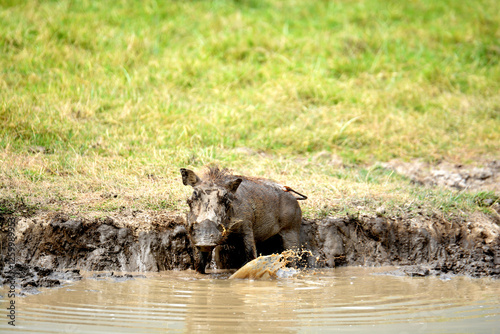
[1,0,499,218]
[1,148,493,220]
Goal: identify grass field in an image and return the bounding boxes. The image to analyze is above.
[1,0,499,218]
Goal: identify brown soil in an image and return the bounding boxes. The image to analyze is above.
[301,213,500,278]
[1,207,499,292]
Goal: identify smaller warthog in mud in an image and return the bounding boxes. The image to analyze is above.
[180,166,306,274]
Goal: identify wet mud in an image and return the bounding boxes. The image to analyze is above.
[0,263,82,295]
[1,208,499,289]
[301,214,500,278]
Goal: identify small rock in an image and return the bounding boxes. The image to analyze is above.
[28,146,48,154]
[22,280,38,288]
[35,267,53,278]
[234,147,258,156]
[471,167,493,180]
[38,278,61,288]
[376,206,386,216]
[312,151,343,167]
[401,266,431,277]
[483,198,494,206]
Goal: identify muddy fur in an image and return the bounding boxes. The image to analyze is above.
[180,166,303,273]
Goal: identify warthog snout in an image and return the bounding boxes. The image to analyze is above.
[192,219,222,252]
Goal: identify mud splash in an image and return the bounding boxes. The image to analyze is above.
[229,250,306,279]
[229,254,287,279]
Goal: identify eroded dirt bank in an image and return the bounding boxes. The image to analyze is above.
[1,209,499,291]
[301,214,500,277]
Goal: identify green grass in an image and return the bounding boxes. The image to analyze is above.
[1,0,499,218]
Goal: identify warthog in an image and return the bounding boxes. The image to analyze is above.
[180,166,306,274]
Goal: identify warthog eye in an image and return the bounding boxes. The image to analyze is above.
[190,190,201,201]
[221,193,232,206]
[187,190,201,207]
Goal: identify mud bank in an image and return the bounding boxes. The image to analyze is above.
[1,210,499,289]
[301,214,500,278]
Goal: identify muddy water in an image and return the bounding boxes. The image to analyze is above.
[1,267,500,334]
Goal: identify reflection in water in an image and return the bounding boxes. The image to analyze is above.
[1,267,499,333]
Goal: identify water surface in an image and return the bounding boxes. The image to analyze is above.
[1,267,499,333]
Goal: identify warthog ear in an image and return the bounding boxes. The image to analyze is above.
[226,178,242,193]
[180,168,201,187]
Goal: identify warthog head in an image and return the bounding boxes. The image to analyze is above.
[180,167,242,253]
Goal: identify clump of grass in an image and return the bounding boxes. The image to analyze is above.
[0,0,498,218]
[0,195,38,217]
